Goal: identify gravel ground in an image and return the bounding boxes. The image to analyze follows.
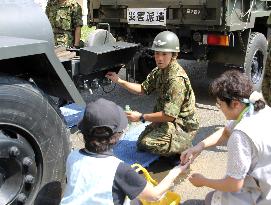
[70,59,228,205]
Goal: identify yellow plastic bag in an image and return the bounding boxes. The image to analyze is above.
[131,163,181,205]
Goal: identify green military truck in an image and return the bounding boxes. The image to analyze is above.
[0,1,137,204]
[89,0,271,88]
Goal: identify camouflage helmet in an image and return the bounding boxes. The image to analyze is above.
[151,31,180,52]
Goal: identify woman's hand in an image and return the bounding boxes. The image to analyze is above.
[105,72,119,83]
[180,143,203,165]
[189,173,206,187]
[125,111,142,122]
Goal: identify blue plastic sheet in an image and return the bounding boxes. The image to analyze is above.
[60,103,85,128]
[113,123,159,167]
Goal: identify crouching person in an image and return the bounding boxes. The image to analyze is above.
[60,98,190,205]
[181,70,271,205]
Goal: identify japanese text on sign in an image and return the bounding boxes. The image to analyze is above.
[127,8,166,26]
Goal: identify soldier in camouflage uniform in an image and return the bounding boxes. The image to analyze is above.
[262,15,271,107]
[46,0,83,47]
[106,31,199,156]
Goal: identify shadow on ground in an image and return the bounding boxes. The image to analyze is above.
[192,125,224,145]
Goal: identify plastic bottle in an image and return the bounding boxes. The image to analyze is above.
[125,105,132,112]
[125,105,132,128]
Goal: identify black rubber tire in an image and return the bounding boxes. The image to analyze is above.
[244,32,267,90]
[0,76,70,205]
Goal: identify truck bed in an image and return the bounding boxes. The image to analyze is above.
[90,0,271,31]
[91,0,222,28]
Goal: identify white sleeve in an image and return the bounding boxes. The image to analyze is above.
[226,131,253,179]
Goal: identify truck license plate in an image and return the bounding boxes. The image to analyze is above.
[127,8,166,26]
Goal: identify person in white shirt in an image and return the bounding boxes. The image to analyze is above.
[181,70,271,205]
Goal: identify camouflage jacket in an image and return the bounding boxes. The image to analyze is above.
[46,0,83,46]
[263,40,271,107]
[141,60,199,131]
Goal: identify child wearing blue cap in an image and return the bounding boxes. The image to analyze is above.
[60,98,190,205]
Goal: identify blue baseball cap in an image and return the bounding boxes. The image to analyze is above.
[78,98,128,137]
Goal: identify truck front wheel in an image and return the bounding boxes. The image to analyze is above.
[244,32,267,90]
[0,76,70,205]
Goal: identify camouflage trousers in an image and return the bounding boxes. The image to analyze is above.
[136,122,197,156]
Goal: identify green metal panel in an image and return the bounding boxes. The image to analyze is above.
[0,36,86,106]
[225,0,271,31]
[0,1,86,106]
[91,0,271,30]
[92,0,223,27]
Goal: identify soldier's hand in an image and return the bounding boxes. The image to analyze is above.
[125,111,141,122]
[105,72,119,83]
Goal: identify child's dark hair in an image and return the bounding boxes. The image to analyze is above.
[82,127,123,153]
[210,70,265,112]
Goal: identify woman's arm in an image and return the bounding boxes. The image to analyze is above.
[200,127,230,148]
[181,127,230,164]
[189,131,253,193]
[189,174,244,192]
